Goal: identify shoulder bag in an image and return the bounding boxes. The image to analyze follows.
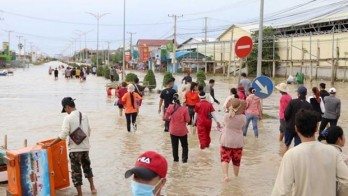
[164,104,181,122]
[69,112,87,145]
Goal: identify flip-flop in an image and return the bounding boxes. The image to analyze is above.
[91,189,97,194]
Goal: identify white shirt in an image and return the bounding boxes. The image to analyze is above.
[272,141,348,196]
[59,110,91,152]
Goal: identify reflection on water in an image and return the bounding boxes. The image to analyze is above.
[0,61,347,195]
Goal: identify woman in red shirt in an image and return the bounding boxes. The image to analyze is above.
[116,82,128,116]
[164,93,190,163]
[185,82,199,125]
[193,92,221,149]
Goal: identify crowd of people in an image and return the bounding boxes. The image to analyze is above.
[48,69,346,195]
[48,65,89,81]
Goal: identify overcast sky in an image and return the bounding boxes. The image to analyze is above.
[0,0,344,56]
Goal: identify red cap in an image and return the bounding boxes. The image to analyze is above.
[125,151,168,180]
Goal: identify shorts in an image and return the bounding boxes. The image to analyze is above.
[220,146,243,166]
[69,151,94,187]
[279,119,286,133]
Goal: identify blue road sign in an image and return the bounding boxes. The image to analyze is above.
[251,76,274,99]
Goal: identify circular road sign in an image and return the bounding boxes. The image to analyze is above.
[235,36,253,58]
[251,76,274,99]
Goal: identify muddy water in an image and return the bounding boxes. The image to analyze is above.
[0,61,347,196]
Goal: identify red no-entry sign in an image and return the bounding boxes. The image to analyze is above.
[235,36,253,58]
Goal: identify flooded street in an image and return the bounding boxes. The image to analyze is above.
[1,61,348,196]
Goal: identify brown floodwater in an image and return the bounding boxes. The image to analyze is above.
[0,61,347,196]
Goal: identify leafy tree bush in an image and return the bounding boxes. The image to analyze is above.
[196,70,206,86]
[162,71,173,87]
[247,27,279,75]
[104,66,110,79]
[97,66,104,76]
[125,73,138,83]
[144,69,156,90]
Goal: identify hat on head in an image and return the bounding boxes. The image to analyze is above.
[237,86,245,92]
[329,87,336,94]
[228,98,246,117]
[199,91,206,99]
[275,83,288,93]
[125,151,168,180]
[297,86,307,95]
[61,97,75,113]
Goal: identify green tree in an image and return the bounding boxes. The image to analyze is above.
[125,73,138,83]
[162,71,173,87]
[196,70,206,86]
[104,66,110,79]
[144,70,157,91]
[247,27,279,75]
[111,52,123,64]
[91,56,103,66]
[97,66,104,76]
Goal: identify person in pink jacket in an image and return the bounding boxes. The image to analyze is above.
[220,98,246,181]
[164,93,190,163]
[243,87,262,138]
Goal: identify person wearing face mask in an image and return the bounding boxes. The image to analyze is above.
[125,151,168,196]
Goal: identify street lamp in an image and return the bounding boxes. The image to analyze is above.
[74,32,83,61]
[86,12,109,69]
[76,30,93,63]
[122,0,126,81]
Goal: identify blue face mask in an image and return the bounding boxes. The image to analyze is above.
[131,180,155,196]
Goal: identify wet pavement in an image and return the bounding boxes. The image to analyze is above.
[0,61,347,195]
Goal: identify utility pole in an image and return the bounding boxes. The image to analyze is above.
[127,32,136,62]
[168,14,183,74]
[106,41,111,66]
[24,39,27,63]
[331,27,335,86]
[4,30,13,51]
[16,35,23,60]
[256,0,264,77]
[122,0,126,81]
[29,42,33,62]
[228,26,234,78]
[204,17,208,74]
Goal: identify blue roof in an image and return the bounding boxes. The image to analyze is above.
[175,50,192,58]
[166,50,192,60]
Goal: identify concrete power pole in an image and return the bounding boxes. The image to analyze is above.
[4,30,13,51]
[127,32,136,62]
[106,41,111,66]
[256,0,264,77]
[204,17,208,74]
[168,14,183,74]
[16,35,23,60]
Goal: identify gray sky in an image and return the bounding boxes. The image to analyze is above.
[0,0,343,56]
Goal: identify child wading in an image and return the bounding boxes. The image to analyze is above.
[193,92,220,149]
[164,94,190,163]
